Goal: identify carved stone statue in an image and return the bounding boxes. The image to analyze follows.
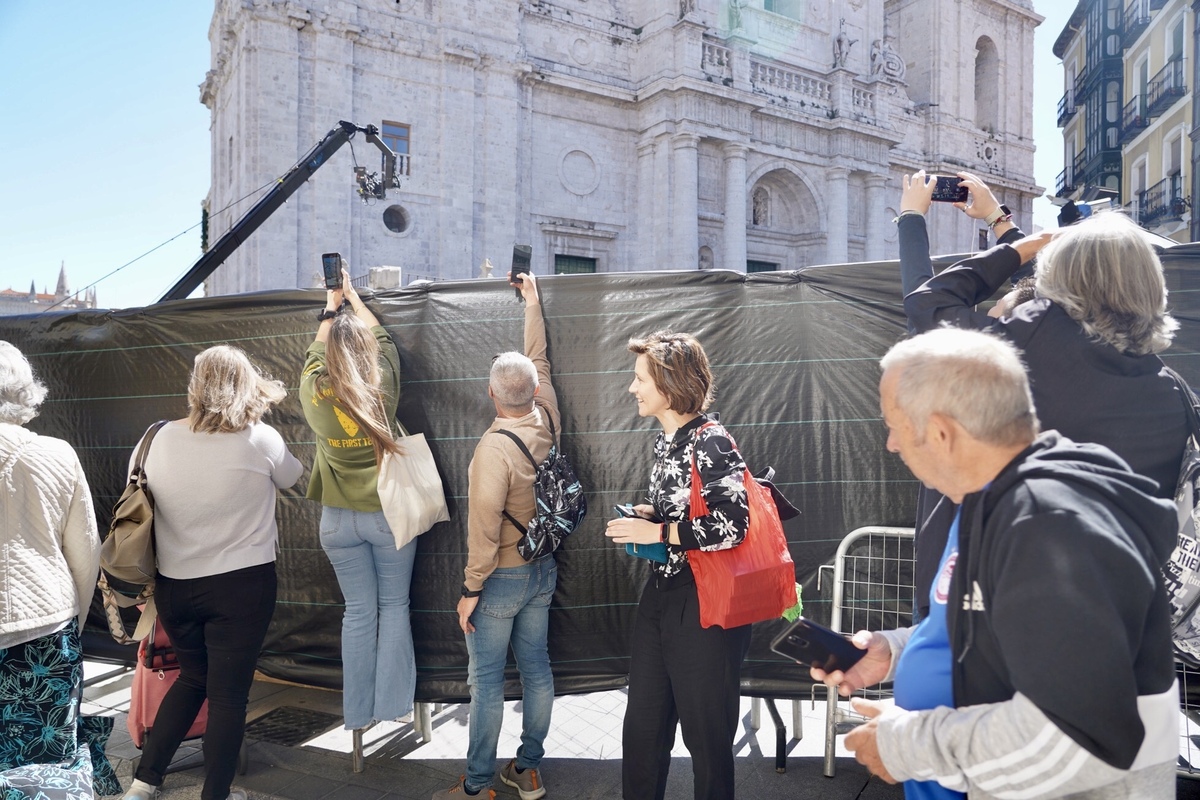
[729,0,745,32]
[833,18,857,69]
[479,257,494,278]
[680,0,696,17]
[752,187,769,227]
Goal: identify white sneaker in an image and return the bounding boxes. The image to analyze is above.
[122,779,159,800]
[227,791,248,800]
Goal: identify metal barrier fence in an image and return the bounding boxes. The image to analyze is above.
[820,526,915,778]
[1180,662,1200,779]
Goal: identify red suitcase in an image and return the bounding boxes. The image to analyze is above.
[127,619,208,748]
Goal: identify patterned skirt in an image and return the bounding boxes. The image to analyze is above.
[0,620,120,799]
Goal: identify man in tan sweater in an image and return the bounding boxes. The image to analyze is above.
[434,272,557,800]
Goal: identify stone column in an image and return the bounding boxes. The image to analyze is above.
[672,133,701,270]
[636,139,658,272]
[723,142,749,271]
[826,166,850,264]
[864,174,888,261]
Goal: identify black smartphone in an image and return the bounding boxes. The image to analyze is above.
[769,617,867,673]
[511,244,532,299]
[931,175,968,203]
[321,252,344,289]
[613,504,636,518]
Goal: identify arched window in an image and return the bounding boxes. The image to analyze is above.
[974,37,999,131]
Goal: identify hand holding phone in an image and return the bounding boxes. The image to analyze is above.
[930,176,968,204]
[511,244,532,299]
[321,252,344,289]
[769,617,867,673]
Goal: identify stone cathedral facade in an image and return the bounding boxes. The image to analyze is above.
[200,0,1043,293]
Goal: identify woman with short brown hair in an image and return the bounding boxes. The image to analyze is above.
[605,330,753,800]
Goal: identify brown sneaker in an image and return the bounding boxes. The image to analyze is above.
[499,759,546,800]
[431,776,495,800]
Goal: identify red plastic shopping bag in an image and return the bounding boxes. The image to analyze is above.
[687,425,797,629]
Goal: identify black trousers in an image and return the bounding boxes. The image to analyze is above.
[136,562,276,800]
[622,574,752,800]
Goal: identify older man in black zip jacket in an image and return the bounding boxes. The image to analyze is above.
[815,328,1178,799]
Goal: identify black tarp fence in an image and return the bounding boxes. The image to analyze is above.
[5,249,1200,702]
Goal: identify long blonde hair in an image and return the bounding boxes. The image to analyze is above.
[321,313,402,465]
[188,345,287,433]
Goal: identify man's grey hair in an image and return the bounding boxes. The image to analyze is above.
[490,352,538,411]
[0,341,48,425]
[1035,212,1177,356]
[881,328,1039,447]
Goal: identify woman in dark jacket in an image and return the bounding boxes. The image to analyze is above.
[604,331,753,800]
[905,207,1189,570]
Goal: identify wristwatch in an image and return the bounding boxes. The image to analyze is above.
[461,585,482,598]
[984,204,1013,228]
[317,308,339,322]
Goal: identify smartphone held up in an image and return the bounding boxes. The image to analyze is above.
[511,244,532,299]
[321,252,345,289]
[930,175,968,204]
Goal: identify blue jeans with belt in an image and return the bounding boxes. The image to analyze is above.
[319,506,418,730]
[464,556,557,791]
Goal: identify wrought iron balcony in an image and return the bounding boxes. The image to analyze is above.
[1056,167,1076,197]
[1057,92,1078,127]
[1120,96,1149,143]
[1146,57,1186,118]
[1138,173,1188,226]
[1123,0,1151,48]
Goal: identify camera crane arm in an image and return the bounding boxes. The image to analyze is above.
[159,120,398,303]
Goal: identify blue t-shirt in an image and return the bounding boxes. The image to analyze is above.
[893,508,964,800]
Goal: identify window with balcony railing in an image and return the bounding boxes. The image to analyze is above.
[1146,58,1186,117]
[1138,173,1187,225]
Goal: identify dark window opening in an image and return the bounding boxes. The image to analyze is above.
[554,255,597,274]
[383,205,409,233]
[746,260,779,273]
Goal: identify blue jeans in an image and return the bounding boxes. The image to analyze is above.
[319,506,418,729]
[464,556,557,791]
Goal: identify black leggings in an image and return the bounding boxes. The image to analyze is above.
[136,563,276,800]
[622,575,752,800]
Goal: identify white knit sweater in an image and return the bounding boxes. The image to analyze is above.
[0,422,100,643]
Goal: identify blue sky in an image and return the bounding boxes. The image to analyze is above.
[0,1,1073,310]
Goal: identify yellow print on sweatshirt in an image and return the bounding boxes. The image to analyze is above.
[327,436,374,449]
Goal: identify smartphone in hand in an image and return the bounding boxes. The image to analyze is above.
[769,617,867,673]
[511,244,532,299]
[931,176,968,203]
[614,505,669,563]
[321,252,344,289]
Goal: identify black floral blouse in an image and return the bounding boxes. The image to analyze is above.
[647,414,750,579]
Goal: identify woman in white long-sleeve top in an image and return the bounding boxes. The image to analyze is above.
[123,345,302,800]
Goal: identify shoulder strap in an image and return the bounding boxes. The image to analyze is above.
[492,428,538,469]
[491,429,535,535]
[132,420,170,474]
[1163,367,1200,438]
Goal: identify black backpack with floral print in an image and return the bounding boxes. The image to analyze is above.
[494,414,588,560]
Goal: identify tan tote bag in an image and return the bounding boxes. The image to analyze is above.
[377,421,450,548]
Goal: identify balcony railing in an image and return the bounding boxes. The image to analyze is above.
[1120,96,1149,143]
[1146,57,1187,117]
[1138,173,1188,226]
[1057,92,1078,127]
[702,41,733,83]
[748,60,832,109]
[1123,0,1151,48]
[1056,167,1076,197]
